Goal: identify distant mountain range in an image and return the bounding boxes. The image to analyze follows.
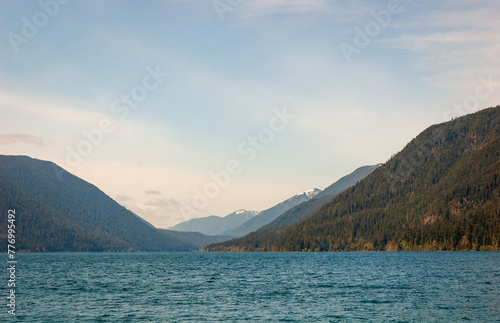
[168,209,260,236]
[221,189,322,237]
[171,165,379,238]
[206,106,500,252]
[0,154,376,251]
[5,106,497,253]
[0,155,222,252]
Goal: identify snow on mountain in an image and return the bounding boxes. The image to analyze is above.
[222,188,323,237]
[296,188,321,200]
[235,209,260,216]
[168,209,259,236]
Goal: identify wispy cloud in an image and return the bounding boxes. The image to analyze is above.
[381,3,500,91]
[134,197,195,228]
[115,194,133,201]
[0,134,51,146]
[232,0,372,21]
[144,198,181,207]
[243,0,332,14]
[144,190,162,195]
[0,89,107,130]
[2,0,497,228]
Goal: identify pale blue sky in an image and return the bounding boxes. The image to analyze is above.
[1,0,499,228]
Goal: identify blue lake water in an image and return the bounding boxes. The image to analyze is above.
[1,252,499,322]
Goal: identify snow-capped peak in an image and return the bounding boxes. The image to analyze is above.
[296,188,321,200]
[234,209,260,216]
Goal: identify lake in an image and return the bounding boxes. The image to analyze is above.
[2,252,499,322]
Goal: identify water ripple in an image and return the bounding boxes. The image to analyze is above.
[0,252,498,322]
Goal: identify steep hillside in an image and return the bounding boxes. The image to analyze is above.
[317,164,381,198]
[262,165,380,230]
[206,106,500,252]
[0,155,195,251]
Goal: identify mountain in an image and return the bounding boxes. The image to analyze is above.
[170,166,378,237]
[261,164,381,230]
[317,164,382,198]
[168,209,260,236]
[222,188,321,237]
[0,155,197,252]
[206,106,500,252]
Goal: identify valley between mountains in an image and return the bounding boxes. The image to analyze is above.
[1,106,499,252]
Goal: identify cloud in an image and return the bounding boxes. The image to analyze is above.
[388,31,497,53]
[0,90,105,128]
[165,197,181,207]
[244,0,332,13]
[381,3,500,91]
[133,198,196,229]
[115,194,133,201]
[230,0,373,22]
[0,134,51,146]
[143,198,182,207]
[144,190,161,195]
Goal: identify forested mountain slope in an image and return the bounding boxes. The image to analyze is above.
[262,165,380,230]
[0,155,196,251]
[207,106,500,252]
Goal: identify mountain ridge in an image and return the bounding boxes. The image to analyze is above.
[261,164,381,230]
[0,155,202,252]
[206,106,500,252]
[168,209,260,236]
[171,166,379,238]
[221,188,322,237]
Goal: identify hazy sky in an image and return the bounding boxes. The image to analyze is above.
[1,0,499,228]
